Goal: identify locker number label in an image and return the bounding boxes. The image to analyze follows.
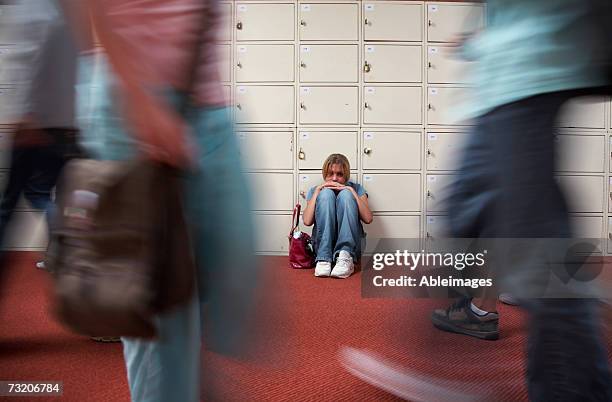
[238,133,246,139]
[238,5,247,12]
[428,5,438,12]
[366,46,375,53]
[301,175,310,182]
[365,4,374,11]
[428,216,436,224]
[301,87,311,94]
[301,46,311,53]
[363,175,373,182]
[366,87,375,94]
[237,86,247,94]
[428,176,437,182]
[428,47,439,54]
[364,132,375,140]
[238,46,247,53]
[429,88,438,95]
[428,133,438,140]
[301,4,311,12]
[301,132,310,140]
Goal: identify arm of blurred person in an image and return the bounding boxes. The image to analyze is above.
[80,1,194,168]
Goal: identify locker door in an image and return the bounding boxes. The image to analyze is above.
[364,44,422,83]
[253,214,291,253]
[426,174,455,212]
[236,3,295,41]
[0,46,17,84]
[235,86,295,124]
[556,134,605,173]
[297,131,358,170]
[299,45,359,83]
[363,2,422,42]
[362,131,421,170]
[427,45,473,84]
[364,86,422,125]
[247,173,294,211]
[299,3,359,41]
[236,131,294,170]
[427,87,471,125]
[427,3,485,43]
[557,175,604,213]
[364,215,421,253]
[299,86,359,125]
[558,97,606,129]
[235,44,294,82]
[426,132,468,171]
[362,173,421,212]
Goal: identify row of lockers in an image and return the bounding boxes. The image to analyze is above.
[216,43,471,84]
[238,130,612,172]
[254,213,611,254]
[249,172,610,214]
[6,211,611,253]
[215,2,484,43]
[226,86,609,127]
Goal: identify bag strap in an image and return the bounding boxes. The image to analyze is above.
[289,204,301,237]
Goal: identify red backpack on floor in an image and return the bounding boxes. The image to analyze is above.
[288,204,315,269]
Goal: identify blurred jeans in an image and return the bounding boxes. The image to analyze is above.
[447,91,611,401]
[312,188,363,262]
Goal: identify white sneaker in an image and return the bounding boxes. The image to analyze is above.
[331,250,354,278]
[314,261,332,277]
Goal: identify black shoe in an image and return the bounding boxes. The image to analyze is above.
[431,297,499,340]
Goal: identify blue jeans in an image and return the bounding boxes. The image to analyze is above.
[447,91,611,402]
[312,188,363,263]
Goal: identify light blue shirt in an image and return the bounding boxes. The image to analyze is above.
[459,0,609,119]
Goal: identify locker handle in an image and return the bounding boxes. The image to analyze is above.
[609,192,612,199]
[427,104,433,110]
[300,191,306,199]
[428,20,432,27]
[300,20,307,26]
[364,18,370,25]
[237,61,242,68]
[609,233,612,240]
[300,102,306,110]
[363,147,372,155]
[236,21,243,30]
[427,190,432,197]
[427,149,432,156]
[364,102,370,110]
[427,62,432,68]
[236,103,242,110]
[363,61,371,73]
[298,148,306,160]
[426,232,431,238]
[300,62,306,68]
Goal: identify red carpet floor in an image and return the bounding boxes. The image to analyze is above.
[0,252,610,401]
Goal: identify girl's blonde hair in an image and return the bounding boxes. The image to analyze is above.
[322,154,350,181]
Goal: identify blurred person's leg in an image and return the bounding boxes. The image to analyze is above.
[431,116,500,339]
[122,296,201,402]
[489,92,611,401]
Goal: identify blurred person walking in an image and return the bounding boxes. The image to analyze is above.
[343,1,612,401]
[67,0,259,400]
[0,0,81,280]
